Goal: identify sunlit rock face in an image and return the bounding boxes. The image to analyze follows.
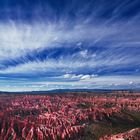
[101,128,140,140]
[1,92,140,140]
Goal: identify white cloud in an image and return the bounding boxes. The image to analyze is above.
[0,52,139,75]
[129,81,133,85]
[63,73,97,80]
[80,75,92,80]
[79,50,88,58]
[77,42,82,46]
[64,74,83,79]
[0,17,139,62]
[0,75,139,92]
[0,18,139,91]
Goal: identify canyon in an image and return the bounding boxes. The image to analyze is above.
[0,91,140,140]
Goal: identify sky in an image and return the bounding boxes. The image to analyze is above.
[0,0,140,91]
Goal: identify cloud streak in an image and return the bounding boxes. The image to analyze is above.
[0,0,140,91]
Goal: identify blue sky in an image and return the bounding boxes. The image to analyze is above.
[0,0,140,91]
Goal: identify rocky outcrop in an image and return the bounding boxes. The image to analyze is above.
[1,93,140,140]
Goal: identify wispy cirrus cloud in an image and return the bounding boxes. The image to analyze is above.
[0,0,140,91]
[0,16,139,61]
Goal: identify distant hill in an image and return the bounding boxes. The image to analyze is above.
[0,88,140,95]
